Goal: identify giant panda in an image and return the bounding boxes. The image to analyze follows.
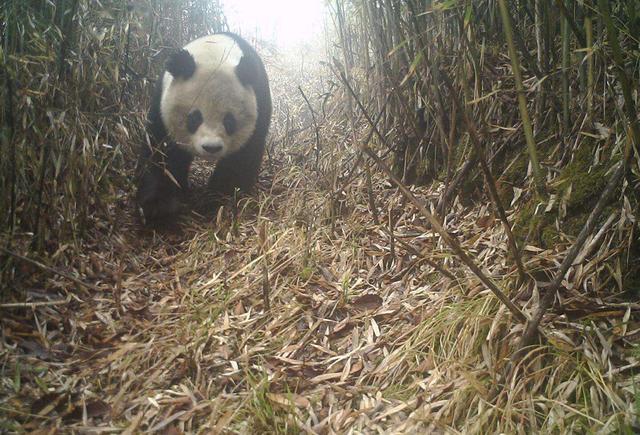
[136,32,272,224]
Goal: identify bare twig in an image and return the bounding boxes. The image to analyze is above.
[298,86,322,169]
[331,58,391,152]
[338,92,391,192]
[439,70,527,284]
[384,230,458,281]
[0,296,71,309]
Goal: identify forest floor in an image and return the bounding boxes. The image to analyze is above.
[2,51,637,434]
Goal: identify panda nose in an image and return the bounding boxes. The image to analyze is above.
[202,144,223,154]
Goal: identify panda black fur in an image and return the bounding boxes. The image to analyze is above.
[136,32,272,223]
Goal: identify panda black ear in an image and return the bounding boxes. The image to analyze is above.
[235,55,258,88]
[166,49,196,79]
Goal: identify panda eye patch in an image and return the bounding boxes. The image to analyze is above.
[223,112,237,135]
[186,110,203,134]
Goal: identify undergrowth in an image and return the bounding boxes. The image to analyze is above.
[1,0,639,433]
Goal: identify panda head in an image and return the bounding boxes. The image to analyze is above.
[159,35,259,161]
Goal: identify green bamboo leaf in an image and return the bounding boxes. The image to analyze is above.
[464,2,473,27]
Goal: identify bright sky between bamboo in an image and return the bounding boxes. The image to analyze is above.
[222,0,326,47]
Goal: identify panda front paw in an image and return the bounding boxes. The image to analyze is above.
[137,190,184,226]
[138,196,182,225]
[136,169,188,225]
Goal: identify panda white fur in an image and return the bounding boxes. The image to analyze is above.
[136,32,272,223]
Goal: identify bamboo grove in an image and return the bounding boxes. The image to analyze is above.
[329,0,640,295]
[331,0,638,206]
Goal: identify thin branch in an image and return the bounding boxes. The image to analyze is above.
[384,230,458,281]
[0,296,71,309]
[298,86,322,169]
[331,58,389,151]
[461,107,528,285]
[439,72,528,285]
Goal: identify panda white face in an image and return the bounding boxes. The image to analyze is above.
[160,35,258,161]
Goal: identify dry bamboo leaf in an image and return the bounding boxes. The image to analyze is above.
[234,300,245,315]
[122,411,145,435]
[311,372,342,383]
[415,356,435,373]
[351,293,383,311]
[267,393,311,408]
[148,411,188,432]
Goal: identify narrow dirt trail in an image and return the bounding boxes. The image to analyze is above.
[3,49,634,434]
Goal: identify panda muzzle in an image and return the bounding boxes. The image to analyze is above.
[202,144,223,154]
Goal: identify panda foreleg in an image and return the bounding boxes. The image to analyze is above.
[166,145,193,191]
[136,144,193,223]
[207,138,264,202]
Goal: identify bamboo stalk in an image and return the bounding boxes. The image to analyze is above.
[534,0,547,121]
[497,0,545,195]
[598,0,640,152]
[461,104,528,285]
[516,161,625,351]
[561,14,570,134]
[585,13,594,119]
[554,0,586,47]
[438,69,527,283]
[2,63,16,238]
